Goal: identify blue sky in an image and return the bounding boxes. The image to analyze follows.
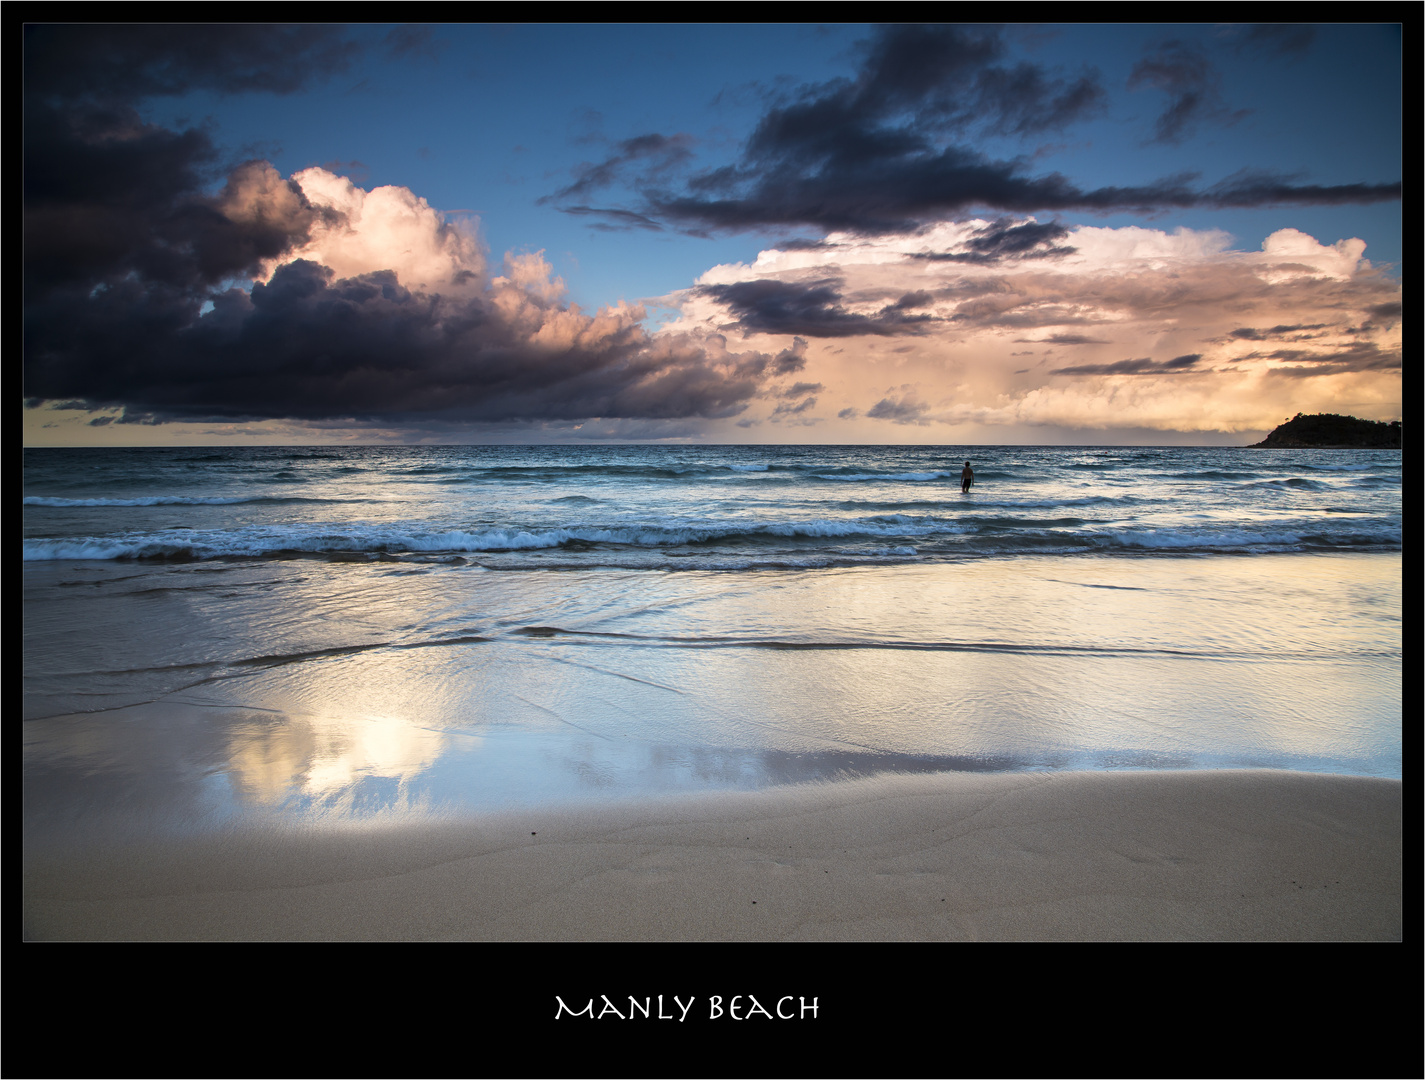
[24,23,1402,444]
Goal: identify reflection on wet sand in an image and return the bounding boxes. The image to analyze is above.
[223,712,450,805]
[22,553,1401,840]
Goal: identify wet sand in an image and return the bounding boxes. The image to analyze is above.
[22,769,1400,941]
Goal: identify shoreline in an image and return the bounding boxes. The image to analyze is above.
[23,768,1401,941]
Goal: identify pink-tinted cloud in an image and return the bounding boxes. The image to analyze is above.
[669,219,1401,438]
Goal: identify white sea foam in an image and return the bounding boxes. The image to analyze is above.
[23,538,157,560]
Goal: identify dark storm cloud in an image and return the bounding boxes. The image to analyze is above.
[696,279,935,337]
[968,219,1075,257]
[23,97,336,298]
[23,25,788,426]
[644,24,1106,233]
[24,24,358,103]
[1201,170,1401,208]
[649,118,1398,234]
[1052,355,1203,375]
[619,25,1399,235]
[24,259,786,423]
[557,24,1109,233]
[1127,39,1248,144]
[1228,323,1330,340]
[912,219,1076,262]
[727,23,1107,152]
[1258,342,1401,377]
[24,24,359,298]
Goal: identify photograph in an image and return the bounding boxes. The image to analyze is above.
[23,23,1401,956]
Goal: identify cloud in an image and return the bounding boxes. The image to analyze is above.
[769,394,820,423]
[1363,302,1402,327]
[1230,24,1316,59]
[22,25,1403,443]
[694,278,935,337]
[1127,39,1249,144]
[580,24,1401,235]
[1052,354,1202,375]
[24,160,808,425]
[279,167,486,291]
[24,24,357,103]
[1227,323,1329,341]
[1253,341,1401,377]
[1019,333,1111,345]
[557,23,1106,233]
[1202,170,1401,210]
[782,381,825,397]
[547,133,696,202]
[665,219,1401,434]
[22,25,375,304]
[23,100,333,296]
[383,25,448,64]
[769,337,810,374]
[651,148,1399,236]
[557,206,666,232]
[866,392,932,425]
[21,29,806,428]
[772,24,1108,140]
[911,218,1076,262]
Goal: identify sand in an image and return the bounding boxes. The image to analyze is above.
[22,769,1401,942]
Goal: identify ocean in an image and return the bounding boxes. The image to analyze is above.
[23,444,1402,836]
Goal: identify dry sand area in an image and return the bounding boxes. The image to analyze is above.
[23,769,1401,941]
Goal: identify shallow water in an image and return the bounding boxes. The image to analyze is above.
[23,444,1402,566]
[23,446,1402,836]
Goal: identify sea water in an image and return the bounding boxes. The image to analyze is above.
[22,444,1402,834]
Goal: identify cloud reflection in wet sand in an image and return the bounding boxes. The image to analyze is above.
[223,711,450,806]
[22,551,1400,841]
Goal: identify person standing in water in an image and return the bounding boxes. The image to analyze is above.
[961,460,974,492]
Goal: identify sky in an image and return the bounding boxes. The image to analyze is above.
[23,23,1403,446]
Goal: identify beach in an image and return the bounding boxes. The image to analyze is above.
[22,445,1402,942]
[23,768,1400,941]
[21,12,1406,969]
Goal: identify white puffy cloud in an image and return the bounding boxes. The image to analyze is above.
[1256,227,1367,280]
[273,167,487,293]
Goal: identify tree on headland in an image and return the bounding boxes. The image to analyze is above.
[1250,413,1401,448]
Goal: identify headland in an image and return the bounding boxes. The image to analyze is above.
[1250,412,1402,448]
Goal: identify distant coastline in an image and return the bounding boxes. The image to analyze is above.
[1251,413,1402,449]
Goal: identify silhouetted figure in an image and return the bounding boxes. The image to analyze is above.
[961,460,974,492]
